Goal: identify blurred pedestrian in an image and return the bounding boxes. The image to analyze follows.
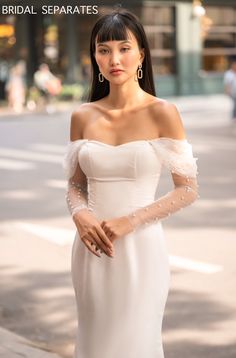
[5,61,26,113]
[224,58,236,125]
[34,63,62,113]
[0,54,10,101]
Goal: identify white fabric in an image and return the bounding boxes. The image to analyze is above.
[62,137,199,358]
[63,139,88,180]
[150,137,198,177]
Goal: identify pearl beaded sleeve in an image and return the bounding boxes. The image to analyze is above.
[65,176,89,219]
[63,140,93,219]
[127,138,199,230]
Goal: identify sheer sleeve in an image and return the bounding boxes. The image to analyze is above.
[62,139,93,219]
[127,138,199,230]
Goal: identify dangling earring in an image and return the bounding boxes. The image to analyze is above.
[98,72,104,82]
[137,64,143,79]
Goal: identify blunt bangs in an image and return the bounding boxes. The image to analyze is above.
[96,15,130,44]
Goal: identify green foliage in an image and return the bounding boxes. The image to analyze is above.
[59,83,85,100]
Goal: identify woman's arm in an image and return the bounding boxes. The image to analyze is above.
[127,172,198,230]
[64,110,114,257]
[65,110,91,218]
[127,102,199,230]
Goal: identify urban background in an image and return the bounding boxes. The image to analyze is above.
[1,0,236,111]
[0,1,236,358]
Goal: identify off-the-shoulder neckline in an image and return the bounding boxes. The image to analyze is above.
[68,137,188,148]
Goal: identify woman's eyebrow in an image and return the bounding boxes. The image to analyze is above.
[97,40,132,47]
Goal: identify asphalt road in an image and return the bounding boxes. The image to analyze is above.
[0,95,236,358]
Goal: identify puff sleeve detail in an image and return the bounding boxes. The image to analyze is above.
[150,138,198,178]
[62,139,88,180]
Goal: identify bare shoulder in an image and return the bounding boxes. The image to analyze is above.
[70,102,96,141]
[150,98,186,139]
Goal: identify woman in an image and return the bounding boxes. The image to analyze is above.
[224,58,236,125]
[6,61,26,113]
[63,8,199,358]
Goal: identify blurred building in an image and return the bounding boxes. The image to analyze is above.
[0,0,236,98]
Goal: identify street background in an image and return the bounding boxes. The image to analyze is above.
[0,94,236,357]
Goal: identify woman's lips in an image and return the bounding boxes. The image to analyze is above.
[110,70,123,75]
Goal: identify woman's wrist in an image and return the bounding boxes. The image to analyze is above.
[72,207,94,222]
[126,212,141,231]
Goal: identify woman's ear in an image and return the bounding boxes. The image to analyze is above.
[140,48,145,63]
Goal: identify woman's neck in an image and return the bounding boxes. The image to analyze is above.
[106,79,147,109]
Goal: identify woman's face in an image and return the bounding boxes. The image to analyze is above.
[94,29,144,84]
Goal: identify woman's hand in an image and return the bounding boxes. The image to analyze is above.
[100,216,134,243]
[73,209,114,258]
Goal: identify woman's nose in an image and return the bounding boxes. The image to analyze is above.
[109,52,120,66]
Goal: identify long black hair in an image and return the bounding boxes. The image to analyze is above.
[87,8,156,102]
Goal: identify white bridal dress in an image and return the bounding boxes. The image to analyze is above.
[63,137,198,358]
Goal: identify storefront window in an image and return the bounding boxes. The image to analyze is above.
[0,15,16,51]
[0,15,16,99]
[141,5,176,75]
[40,15,60,73]
[202,6,236,72]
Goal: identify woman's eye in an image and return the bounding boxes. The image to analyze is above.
[99,49,108,54]
[98,48,129,54]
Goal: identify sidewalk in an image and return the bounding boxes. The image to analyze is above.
[0,93,233,118]
[0,100,80,118]
[0,327,62,358]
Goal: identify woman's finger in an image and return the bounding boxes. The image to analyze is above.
[81,234,101,257]
[96,226,114,250]
[92,230,114,257]
[83,238,101,258]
